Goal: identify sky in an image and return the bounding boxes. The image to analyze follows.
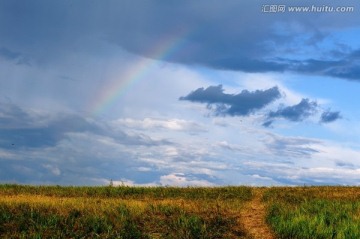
[1,0,360,186]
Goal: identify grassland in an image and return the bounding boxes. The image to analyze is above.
[0,184,252,239]
[3,185,360,239]
[264,187,360,239]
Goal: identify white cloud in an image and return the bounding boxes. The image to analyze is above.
[311,142,360,167]
[0,150,17,159]
[159,173,214,187]
[114,117,206,133]
[241,73,305,105]
[43,164,61,176]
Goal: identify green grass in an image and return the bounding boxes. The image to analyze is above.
[8,184,360,238]
[0,184,252,200]
[264,187,360,239]
[0,184,252,239]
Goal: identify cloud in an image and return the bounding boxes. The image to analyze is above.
[292,55,360,81]
[0,101,168,149]
[237,136,360,185]
[242,160,360,186]
[264,99,342,126]
[320,110,342,123]
[0,100,355,186]
[0,1,358,187]
[0,1,359,80]
[336,161,355,169]
[264,133,320,158]
[262,120,274,128]
[159,173,214,186]
[209,58,288,73]
[180,85,281,116]
[0,101,34,129]
[43,164,61,176]
[0,102,102,148]
[180,87,342,127]
[266,98,318,123]
[0,47,21,60]
[0,47,30,65]
[0,101,220,186]
[115,117,206,134]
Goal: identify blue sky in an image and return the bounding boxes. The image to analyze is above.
[1,0,360,186]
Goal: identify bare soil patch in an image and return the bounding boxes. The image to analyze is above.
[240,188,275,239]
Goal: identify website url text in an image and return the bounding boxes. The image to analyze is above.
[261,5,354,13]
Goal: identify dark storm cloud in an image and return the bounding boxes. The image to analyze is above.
[180,86,342,125]
[263,99,342,126]
[291,52,360,80]
[320,110,342,123]
[0,0,359,80]
[0,102,168,149]
[0,128,63,148]
[0,102,33,128]
[0,107,101,149]
[179,85,281,116]
[206,57,288,73]
[267,99,318,122]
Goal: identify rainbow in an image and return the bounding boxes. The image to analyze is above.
[89,29,191,116]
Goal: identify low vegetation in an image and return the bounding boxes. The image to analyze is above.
[264,187,360,239]
[0,184,252,238]
[4,184,360,238]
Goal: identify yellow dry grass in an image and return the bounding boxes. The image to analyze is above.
[240,188,275,239]
[0,185,253,238]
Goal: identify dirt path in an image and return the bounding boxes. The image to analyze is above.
[240,188,275,239]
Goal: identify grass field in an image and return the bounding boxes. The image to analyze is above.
[0,184,252,239]
[264,187,360,239]
[2,185,360,239]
